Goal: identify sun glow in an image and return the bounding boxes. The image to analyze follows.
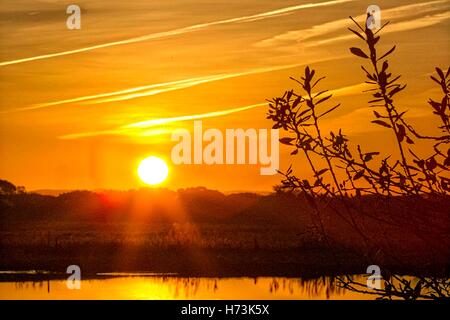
[137,156,169,185]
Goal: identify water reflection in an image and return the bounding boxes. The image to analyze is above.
[0,275,375,300]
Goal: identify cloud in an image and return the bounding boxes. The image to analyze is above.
[59,102,267,140]
[321,105,434,135]
[0,0,355,67]
[58,81,372,140]
[308,11,450,47]
[255,0,450,48]
[327,82,371,97]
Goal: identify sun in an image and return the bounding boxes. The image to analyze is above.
[137,156,169,185]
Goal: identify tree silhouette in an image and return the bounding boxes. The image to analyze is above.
[0,179,21,195]
[267,16,449,300]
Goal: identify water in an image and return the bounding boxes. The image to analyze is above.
[0,273,374,299]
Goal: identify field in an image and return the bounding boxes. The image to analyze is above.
[1,189,449,279]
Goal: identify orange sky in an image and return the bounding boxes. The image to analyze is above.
[0,0,449,192]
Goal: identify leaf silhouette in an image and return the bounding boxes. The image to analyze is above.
[377,45,396,61]
[279,137,295,145]
[389,85,406,97]
[396,124,406,142]
[353,170,365,180]
[426,157,437,171]
[372,120,392,128]
[435,67,445,80]
[315,168,329,176]
[315,95,332,105]
[430,75,441,85]
[350,47,369,59]
[348,28,365,40]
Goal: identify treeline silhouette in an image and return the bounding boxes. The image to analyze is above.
[0,182,303,224]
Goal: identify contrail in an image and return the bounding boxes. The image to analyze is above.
[58,81,369,140]
[123,103,267,129]
[59,102,267,140]
[0,0,355,67]
[15,75,219,111]
[15,62,307,112]
[256,0,449,47]
[84,64,307,105]
[7,55,346,113]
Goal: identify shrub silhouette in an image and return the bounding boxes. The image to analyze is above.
[0,179,25,195]
[267,15,449,299]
